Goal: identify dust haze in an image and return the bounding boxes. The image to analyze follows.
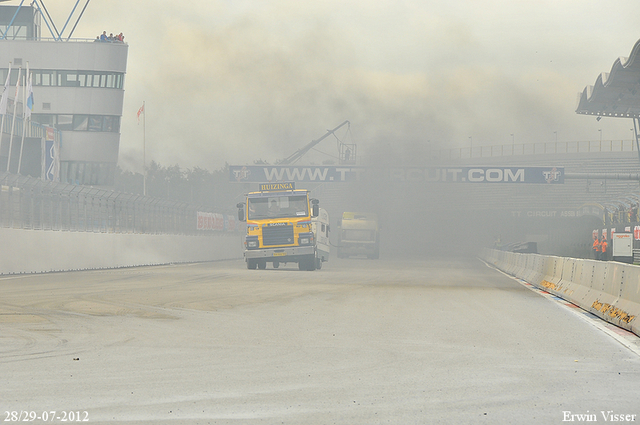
[37,1,640,258]
[43,0,640,171]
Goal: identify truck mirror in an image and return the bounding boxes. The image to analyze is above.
[312,204,319,218]
[236,202,244,208]
[238,208,246,222]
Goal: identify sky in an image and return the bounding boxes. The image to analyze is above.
[37,0,640,172]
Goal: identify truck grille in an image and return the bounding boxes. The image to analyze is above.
[263,225,294,246]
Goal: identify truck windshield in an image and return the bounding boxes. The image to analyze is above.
[248,195,308,219]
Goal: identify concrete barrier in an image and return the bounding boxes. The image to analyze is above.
[0,228,243,275]
[559,258,587,305]
[525,254,545,287]
[504,252,520,277]
[513,253,529,280]
[616,266,640,336]
[480,249,639,338]
[584,261,637,333]
[539,256,563,294]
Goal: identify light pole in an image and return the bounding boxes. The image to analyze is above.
[598,129,602,142]
[469,136,472,158]
[554,131,557,143]
[510,133,514,145]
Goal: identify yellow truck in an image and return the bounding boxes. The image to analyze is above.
[337,212,380,259]
[236,182,328,270]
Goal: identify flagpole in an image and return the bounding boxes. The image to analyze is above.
[7,66,21,173]
[0,62,11,171]
[18,62,29,174]
[143,100,146,196]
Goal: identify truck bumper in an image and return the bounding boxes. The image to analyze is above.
[339,243,376,255]
[245,246,315,262]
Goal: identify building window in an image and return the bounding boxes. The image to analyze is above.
[102,116,116,132]
[61,161,115,186]
[20,69,124,89]
[62,72,80,87]
[57,115,73,131]
[31,114,120,133]
[88,116,102,132]
[73,115,89,131]
[31,114,54,126]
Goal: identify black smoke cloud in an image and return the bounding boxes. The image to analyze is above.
[45,0,640,171]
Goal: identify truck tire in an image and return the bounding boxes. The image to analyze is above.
[298,256,316,271]
[257,261,267,270]
[315,257,322,270]
[273,261,280,269]
[247,259,257,270]
[307,256,317,271]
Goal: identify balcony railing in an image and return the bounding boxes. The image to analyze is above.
[435,140,637,161]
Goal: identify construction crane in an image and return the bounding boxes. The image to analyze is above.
[276,120,354,165]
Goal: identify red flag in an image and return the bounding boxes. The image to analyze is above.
[137,103,144,123]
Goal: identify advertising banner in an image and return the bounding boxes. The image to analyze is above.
[197,212,224,231]
[229,165,564,184]
[43,127,59,182]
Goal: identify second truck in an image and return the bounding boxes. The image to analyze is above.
[337,212,380,259]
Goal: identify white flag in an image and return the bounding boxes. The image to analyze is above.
[0,63,11,115]
[13,67,20,100]
[25,72,33,119]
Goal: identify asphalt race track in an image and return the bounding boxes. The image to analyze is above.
[1,258,639,424]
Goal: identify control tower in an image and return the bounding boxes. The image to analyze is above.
[0,2,127,186]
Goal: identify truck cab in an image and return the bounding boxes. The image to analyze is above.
[237,182,328,270]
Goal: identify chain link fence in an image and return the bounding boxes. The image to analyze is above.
[0,172,230,234]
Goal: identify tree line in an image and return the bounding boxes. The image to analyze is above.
[114,161,246,212]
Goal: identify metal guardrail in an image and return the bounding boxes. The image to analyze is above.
[435,140,636,160]
[1,36,126,44]
[0,172,221,234]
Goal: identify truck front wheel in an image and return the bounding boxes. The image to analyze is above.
[298,256,316,271]
[247,259,257,269]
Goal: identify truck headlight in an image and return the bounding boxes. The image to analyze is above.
[246,237,259,249]
[299,233,314,245]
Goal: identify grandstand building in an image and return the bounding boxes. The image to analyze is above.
[0,3,127,186]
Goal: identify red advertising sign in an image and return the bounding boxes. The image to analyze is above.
[197,212,224,231]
